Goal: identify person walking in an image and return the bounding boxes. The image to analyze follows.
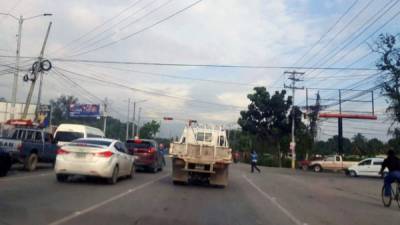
[250,150,261,173]
[159,143,166,166]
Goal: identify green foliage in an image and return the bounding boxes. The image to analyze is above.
[139,120,160,139]
[237,87,311,166]
[374,34,400,135]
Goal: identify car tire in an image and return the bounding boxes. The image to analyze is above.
[301,165,308,171]
[127,164,135,179]
[151,166,158,173]
[349,170,357,177]
[107,166,119,184]
[24,153,38,171]
[313,165,322,172]
[56,174,68,182]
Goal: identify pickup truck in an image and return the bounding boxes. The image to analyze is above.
[0,147,12,177]
[0,127,58,171]
[308,155,358,172]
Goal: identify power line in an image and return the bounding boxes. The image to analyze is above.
[50,0,144,56]
[305,0,400,82]
[293,0,359,67]
[54,66,246,109]
[69,0,203,57]
[67,61,284,88]
[65,0,172,57]
[51,58,378,70]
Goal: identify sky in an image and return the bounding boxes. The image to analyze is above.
[0,0,399,141]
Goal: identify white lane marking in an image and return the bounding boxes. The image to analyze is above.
[48,174,170,225]
[243,174,307,225]
[0,172,53,182]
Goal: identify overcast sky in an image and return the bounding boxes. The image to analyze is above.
[0,0,399,141]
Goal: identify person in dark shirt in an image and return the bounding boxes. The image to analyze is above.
[379,149,400,196]
[250,150,261,173]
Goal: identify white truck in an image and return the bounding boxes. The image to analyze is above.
[309,155,358,172]
[169,125,232,187]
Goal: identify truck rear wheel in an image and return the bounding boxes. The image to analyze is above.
[24,153,38,171]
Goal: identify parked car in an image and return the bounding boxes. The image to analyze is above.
[54,124,105,146]
[0,127,58,171]
[55,138,135,184]
[309,155,358,172]
[346,157,388,177]
[0,147,12,177]
[126,139,164,173]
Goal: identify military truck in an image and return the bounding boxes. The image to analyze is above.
[169,124,232,187]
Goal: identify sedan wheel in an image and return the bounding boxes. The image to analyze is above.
[128,165,135,179]
[107,166,119,184]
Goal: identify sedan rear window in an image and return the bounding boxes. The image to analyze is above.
[126,140,152,149]
[71,139,112,147]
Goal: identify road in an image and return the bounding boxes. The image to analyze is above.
[1,160,399,225]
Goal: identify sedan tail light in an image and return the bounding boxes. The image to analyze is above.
[57,149,69,155]
[96,151,113,158]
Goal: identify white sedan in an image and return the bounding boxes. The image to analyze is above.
[347,157,388,177]
[55,138,135,184]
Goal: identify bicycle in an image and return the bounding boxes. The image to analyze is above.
[381,179,400,208]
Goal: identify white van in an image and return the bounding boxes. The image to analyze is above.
[54,124,105,146]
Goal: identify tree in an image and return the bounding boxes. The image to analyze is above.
[238,87,306,166]
[139,120,160,139]
[367,138,384,156]
[50,95,78,125]
[374,34,400,134]
[351,133,368,156]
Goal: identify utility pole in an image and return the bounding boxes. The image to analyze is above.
[103,98,108,136]
[136,107,142,138]
[0,12,52,119]
[284,70,304,169]
[132,101,136,138]
[22,22,52,119]
[125,98,130,140]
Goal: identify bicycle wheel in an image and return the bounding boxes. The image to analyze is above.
[382,185,392,207]
[396,184,400,209]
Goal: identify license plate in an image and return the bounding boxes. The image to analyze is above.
[75,153,86,158]
[195,165,205,170]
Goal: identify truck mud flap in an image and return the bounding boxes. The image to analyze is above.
[172,158,188,183]
[209,166,229,187]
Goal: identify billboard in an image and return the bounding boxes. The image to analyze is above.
[37,105,51,128]
[69,104,100,118]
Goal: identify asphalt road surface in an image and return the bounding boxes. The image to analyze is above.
[1,160,400,225]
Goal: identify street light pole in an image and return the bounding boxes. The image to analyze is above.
[10,15,23,120]
[132,101,136,138]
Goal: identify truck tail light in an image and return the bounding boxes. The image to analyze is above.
[96,151,113,158]
[57,149,69,155]
[148,147,156,154]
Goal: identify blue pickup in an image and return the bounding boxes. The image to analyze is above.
[0,128,58,171]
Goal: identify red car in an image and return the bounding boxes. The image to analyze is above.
[126,139,164,173]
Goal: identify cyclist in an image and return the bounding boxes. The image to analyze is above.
[379,149,400,196]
